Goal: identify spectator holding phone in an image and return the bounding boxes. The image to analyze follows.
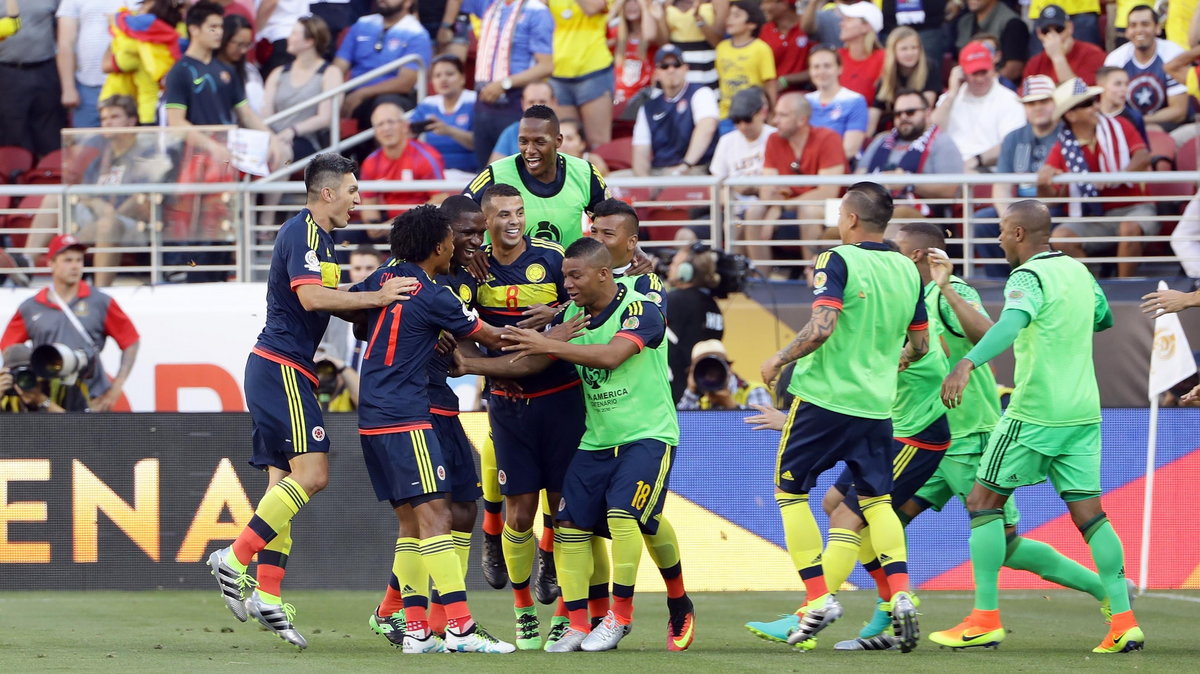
[411,54,478,176]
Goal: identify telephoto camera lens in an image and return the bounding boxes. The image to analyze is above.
[693,356,730,393]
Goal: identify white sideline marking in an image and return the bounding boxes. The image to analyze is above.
[1141,592,1200,603]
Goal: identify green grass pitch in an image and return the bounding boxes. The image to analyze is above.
[1,589,1191,672]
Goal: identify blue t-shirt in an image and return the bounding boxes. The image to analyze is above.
[427,265,480,413]
[353,259,483,431]
[465,0,554,83]
[805,88,868,138]
[336,14,432,88]
[254,209,341,381]
[411,90,479,173]
[996,123,1060,198]
[491,121,519,158]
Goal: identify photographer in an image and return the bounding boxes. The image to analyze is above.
[0,235,140,412]
[666,243,725,403]
[1,345,76,413]
[678,339,771,410]
[314,352,359,412]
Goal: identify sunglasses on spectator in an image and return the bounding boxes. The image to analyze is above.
[1040,25,1065,35]
[657,61,684,70]
[894,107,926,118]
[1069,98,1097,112]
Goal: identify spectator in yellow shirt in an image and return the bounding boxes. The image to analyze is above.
[549,0,616,147]
[0,0,20,39]
[716,0,776,133]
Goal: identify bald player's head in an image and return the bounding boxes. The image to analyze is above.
[1005,200,1052,239]
[999,199,1053,267]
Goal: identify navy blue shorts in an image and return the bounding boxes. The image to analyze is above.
[834,413,951,512]
[245,352,330,471]
[431,412,483,504]
[360,426,449,504]
[489,385,585,496]
[558,439,674,535]
[776,400,893,497]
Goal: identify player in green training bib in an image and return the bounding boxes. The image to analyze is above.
[931,200,1144,655]
[463,105,607,247]
[751,183,931,653]
[456,238,692,653]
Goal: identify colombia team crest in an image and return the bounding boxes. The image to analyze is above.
[525,263,547,283]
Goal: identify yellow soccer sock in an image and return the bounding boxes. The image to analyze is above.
[608,510,643,623]
[554,527,593,631]
[452,530,471,576]
[588,536,611,617]
[481,435,501,503]
[643,515,687,598]
[231,477,309,569]
[775,492,829,600]
[859,495,910,595]
[823,528,862,593]
[503,524,536,608]
[421,535,469,626]
[381,537,425,616]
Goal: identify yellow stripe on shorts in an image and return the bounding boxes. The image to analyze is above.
[893,444,918,479]
[641,444,673,526]
[281,365,307,454]
[776,397,801,483]
[413,429,435,493]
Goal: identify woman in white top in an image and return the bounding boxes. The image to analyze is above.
[804,46,868,163]
[262,16,341,165]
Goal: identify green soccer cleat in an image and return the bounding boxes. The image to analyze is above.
[745,613,799,643]
[514,606,542,650]
[859,599,892,639]
[1092,625,1145,654]
[369,606,406,647]
[543,615,570,651]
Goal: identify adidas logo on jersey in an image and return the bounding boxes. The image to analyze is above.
[402,585,415,593]
[781,471,794,481]
[879,553,893,563]
[1005,473,1020,483]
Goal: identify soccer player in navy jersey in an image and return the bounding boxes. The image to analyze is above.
[207,154,415,649]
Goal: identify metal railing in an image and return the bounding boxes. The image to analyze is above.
[1,170,1197,284]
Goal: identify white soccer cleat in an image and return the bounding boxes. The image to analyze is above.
[207,547,253,622]
[545,627,588,652]
[402,627,446,654]
[581,611,632,652]
[444,621,516,653]
[787,594,843,645]
[244,591,307,649]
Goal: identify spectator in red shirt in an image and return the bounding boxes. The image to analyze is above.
[836,1,884,105]
[612,0,661,106]
[359,101,447,243]
[742,92,846,272]
[761,0,811,92]
[1022,5,1106,85]
[1037,78,1153,278]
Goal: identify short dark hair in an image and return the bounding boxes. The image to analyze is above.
[592,198,639,237]
[808,45,841,67]
[305,153,358,197]
[564,236,612,268]
[350,244,384,261]
[440,194,482,223]
[898,222,946,250]
[481,183,522,211]
[522,104,559,134]
[844,182,893,232]
[431,53,465,74]
[893,88,927,108]
[730,0,766,37]
[390,204,452,262]
[98,95,137,120]
[187,1,224,29]
[1127,4,1158,23]
[1095,65,1126,83]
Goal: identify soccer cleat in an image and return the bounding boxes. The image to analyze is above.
[1101,579,1137,624]
[666,595,695,651]
[929,618,1005,649]
[514,606,542,650]
[481,533,509,589]
[545,627,588,652]
[533,546,560,604]
[368,606,406,647]
[1092,625,1145,654]
[745,613,799,643]
[543,616,570,651]
[786,594,843,645]
[244,592,307,649]
[445,621,516,653]
[859,598,893,638]
[207,547,253,622]
[834,634,897,651]
[890,592,920,653]
[402,626,446,654]
[581,611,632,651]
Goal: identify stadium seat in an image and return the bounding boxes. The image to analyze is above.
[21,148,64,184]
[62,144,100,184]
[0,145,33,183]
[2,194,43,248]
[0,193,10,229]
[1177,136,1198,171]
[1148,129,1176,162]
[639,185,710,241]
[592,137,633,172]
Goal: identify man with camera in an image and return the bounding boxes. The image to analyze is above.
[1,344,78,413]
[313,354,360,412]
[677,339,771,410]
[1,234,140,412]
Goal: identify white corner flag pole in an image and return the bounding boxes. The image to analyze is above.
[1140,281,1198,593]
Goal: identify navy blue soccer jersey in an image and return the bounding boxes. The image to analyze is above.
[353,259,483,433]
[615,271,669,316]
[253,209,341,382]
[475,236,579,395]
[427,265,479,414]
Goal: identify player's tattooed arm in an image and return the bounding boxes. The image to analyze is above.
[760,304,840,386]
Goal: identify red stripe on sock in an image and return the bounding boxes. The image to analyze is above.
[612,596,634,624]
[664,574,686,600]
[513,586,533,609]
[588,596,610,620]
[428,602,447,634]
[868,567,891,601]
[886,571,910,596]
[482,510,503,537]
[554,598,568,618]
[231,530,267,566]
[380,586,405,616]
[539,527,554,552]
[256,564,285,598]
[803,575,829,602]
[568,607,590,632]
[444,601,471,627]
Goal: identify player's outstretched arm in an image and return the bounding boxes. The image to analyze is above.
[760,304,840,386]
[297,276,417,312]
[502,326,641,370]
[456,351,553,379]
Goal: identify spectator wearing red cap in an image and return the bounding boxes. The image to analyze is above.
[933,40,1024,172]
[1022,5,1106,85]
[0,234,141,411]
[954,0,1029,84]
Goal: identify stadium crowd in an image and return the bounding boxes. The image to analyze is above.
[0,0,1198,283]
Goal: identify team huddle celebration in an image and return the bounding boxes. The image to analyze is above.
[206,130,1140,656]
